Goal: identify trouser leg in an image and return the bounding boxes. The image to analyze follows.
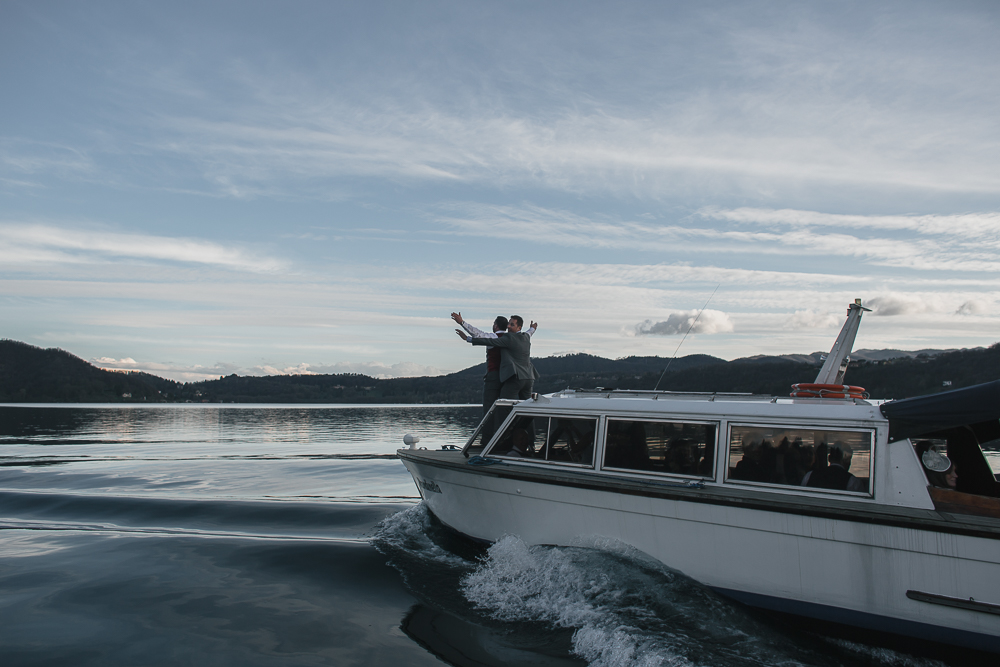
[493,377,523,437]
[516,379,533,400]
[481,372,502,444]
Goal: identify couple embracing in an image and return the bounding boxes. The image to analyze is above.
[452,312,539,439]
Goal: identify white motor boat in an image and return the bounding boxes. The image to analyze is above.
[398,301,1000,653]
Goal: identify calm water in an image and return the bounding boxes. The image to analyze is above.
[0,404,965,666]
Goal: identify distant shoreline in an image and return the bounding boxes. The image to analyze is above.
[0,402,481,409]
[3,338,999,404]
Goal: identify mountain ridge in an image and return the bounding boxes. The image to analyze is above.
[1,338,997,404]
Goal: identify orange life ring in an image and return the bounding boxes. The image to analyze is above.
[790,383,867,399]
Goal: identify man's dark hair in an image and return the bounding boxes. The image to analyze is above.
[494,316,509,330]
[510,315,524,328]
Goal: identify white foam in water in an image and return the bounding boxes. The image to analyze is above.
[461,535,698,667]
[460,536,948,667]
[370,503,468,567]
[375,514,953,667]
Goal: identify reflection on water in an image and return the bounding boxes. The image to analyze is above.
[0,404,481,501]
[0,405,983,666]
[0,403,481,450]
[0,404,481,666]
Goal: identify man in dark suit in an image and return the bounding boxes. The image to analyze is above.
[456,315,539,400]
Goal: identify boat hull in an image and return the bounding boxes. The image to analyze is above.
[401,451,1000,653]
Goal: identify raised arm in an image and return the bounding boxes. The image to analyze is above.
[468,333,513,348]
[451,311,494,338]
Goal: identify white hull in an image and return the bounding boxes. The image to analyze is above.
[402,451,1000,652]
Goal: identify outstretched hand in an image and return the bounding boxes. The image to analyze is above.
[455,329,469,341]
[530,321,538,330]
[451,312,464,325]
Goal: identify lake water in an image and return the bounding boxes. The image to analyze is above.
[0,404,969,666]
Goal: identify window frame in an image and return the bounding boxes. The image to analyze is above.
[484,412,602,469]
[600,416,720,481]
[724,421,876,497]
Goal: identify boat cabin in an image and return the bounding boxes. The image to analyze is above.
[463,383,1000,518]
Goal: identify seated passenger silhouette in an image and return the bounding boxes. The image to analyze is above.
[805,442,864,491]
[667,439,697,475]
[731,439,768,482]
[604,422,649,470]
[568,428,595,464]
[506,428,533,457]
[788,439,812,486]
[800,443,828,487]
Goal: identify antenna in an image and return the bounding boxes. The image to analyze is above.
[653,284,721,391]
[813,299,871,385]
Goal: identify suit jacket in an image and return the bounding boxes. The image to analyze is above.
[470,331,539,382]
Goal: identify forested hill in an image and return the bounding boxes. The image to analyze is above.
[0,339,172,403]
[2,338,999,404]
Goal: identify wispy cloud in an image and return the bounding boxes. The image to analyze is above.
[0,223,284,272]
[433,203,1000,273]
[698,207,1000,240]
[147,106,1000,201]
[0,138,95,181]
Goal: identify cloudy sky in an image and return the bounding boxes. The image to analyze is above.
[3,1,1000,381]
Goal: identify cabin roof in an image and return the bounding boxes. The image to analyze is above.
[515,389,886,424]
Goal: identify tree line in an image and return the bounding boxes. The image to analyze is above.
[2,338,998,404]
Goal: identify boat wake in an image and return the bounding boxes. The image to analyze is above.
[373,504,949,667]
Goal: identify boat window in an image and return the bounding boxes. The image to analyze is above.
[603,419,716,477]
[537,417,598,465]
[485,414,598,466]
[727,425,872,494]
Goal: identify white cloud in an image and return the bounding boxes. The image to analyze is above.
[868,294,935,316]
[0,223,283,272]
[90,355,447,382]
[957,299,990,315]
[90,357,242,382]
[94,356,137,365]
[633,309,734,336]
[786,310,841,330]
[251,360,447,379]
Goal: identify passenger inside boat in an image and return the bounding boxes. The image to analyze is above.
[730,438,767,482]
[604,421,649,470]
[507,427,533,457]
[727,426,871,494]
[603,419,715,477]
[804,442,866,492]
[914,441,958,489]
[909,432,1000,518]
[486,414,599,465]
[912,432,1000,499]
[544,418,595,465]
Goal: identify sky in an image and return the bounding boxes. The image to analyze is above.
[2,1,1000,382]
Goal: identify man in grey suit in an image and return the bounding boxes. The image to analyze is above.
[455,315,539,400]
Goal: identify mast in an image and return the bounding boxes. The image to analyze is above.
[814,299,871,385]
